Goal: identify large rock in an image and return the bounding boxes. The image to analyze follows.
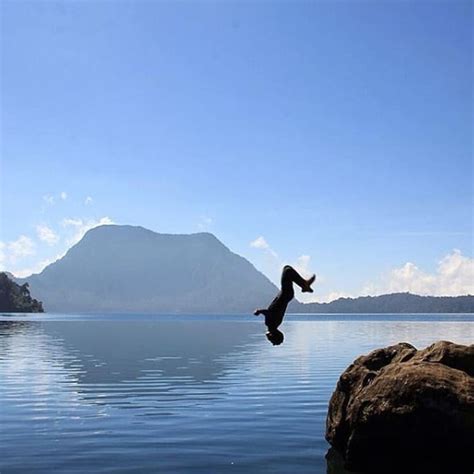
[326,341,474,473]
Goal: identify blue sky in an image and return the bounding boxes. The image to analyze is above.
[1,0,472,301]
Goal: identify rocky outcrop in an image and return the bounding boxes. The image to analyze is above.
[326,341,474,473]
[0,272,44,312]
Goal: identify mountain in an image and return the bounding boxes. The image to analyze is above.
[0,272,44,312]
[17,224,473,314]
[22,225,280,313]
[301,292,474,313]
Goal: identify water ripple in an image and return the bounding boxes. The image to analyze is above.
[0,316,472,473]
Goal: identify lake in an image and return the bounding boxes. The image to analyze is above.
[1,313,473,473]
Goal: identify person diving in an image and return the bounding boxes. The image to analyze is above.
[254,265,316,345]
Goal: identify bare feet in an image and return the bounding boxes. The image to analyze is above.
[301,274,316,293]
[254,308,268,316]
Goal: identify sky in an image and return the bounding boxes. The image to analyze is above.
[1,0,472,302]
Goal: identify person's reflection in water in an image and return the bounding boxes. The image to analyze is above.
[254,265,315,345]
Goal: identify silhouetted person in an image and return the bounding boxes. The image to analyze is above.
[254,265,315,345]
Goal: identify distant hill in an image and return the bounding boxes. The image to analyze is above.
[0,272,44,312]
[300,292,474,313]
[16,225,473,314]
[21,225,279,313]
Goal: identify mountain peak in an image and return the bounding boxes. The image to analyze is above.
[25,224,277,313]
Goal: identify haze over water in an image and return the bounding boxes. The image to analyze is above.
[1,314,473,473]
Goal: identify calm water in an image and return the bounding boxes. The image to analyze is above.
[0,314,473,473]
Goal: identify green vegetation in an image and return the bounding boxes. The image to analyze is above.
[0,272,44,313]
[303,292,474,313]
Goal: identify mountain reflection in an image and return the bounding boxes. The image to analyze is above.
[1,316,472,474]
[0,319,260,409]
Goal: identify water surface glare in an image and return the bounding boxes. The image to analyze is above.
[1,314,473,473]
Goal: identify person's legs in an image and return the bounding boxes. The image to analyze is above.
[281,265,314,293]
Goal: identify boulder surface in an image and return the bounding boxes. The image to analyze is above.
[326,341,474,473]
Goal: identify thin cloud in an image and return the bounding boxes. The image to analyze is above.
[363,249,474,297]
[309,250,474,304]
[7,235,36,262]
[197,215,213,230]
[7,215,114,278]
[36,224,60,246]
[43,195,55,206]
[42,192,67,211]
[0,235,37,271]
[250,236,279,258]
[12,252,66,278]
[0,242,5,270]
[315,291,354,304]
[250,236,270,250]
[62,216,115,246]
[294,254,312,277]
